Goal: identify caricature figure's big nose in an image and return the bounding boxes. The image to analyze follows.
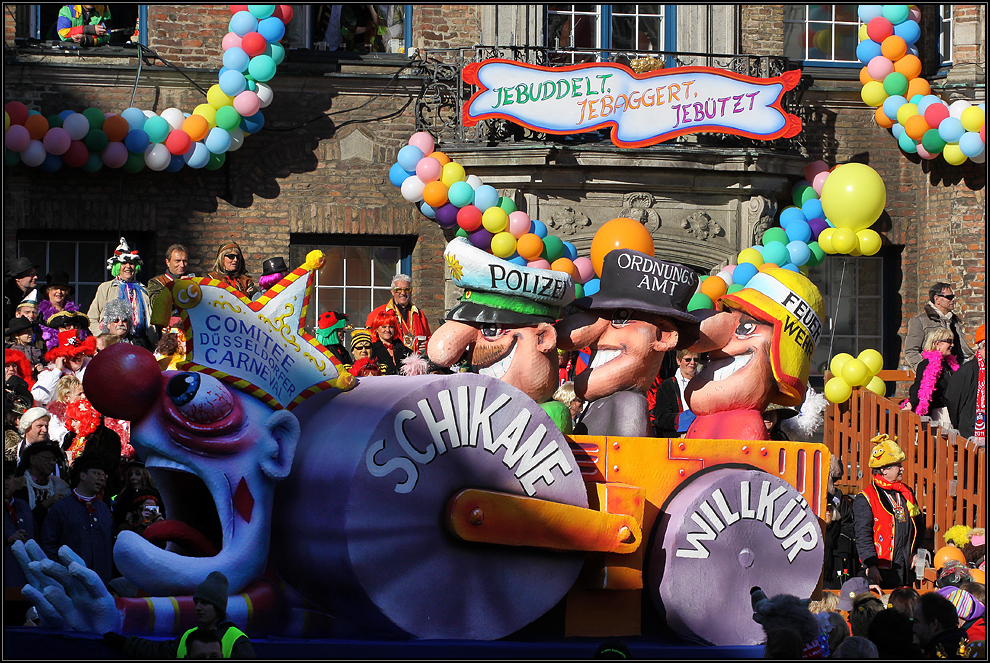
[82,343,164,423]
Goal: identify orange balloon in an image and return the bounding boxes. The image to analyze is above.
[428,151,451,166]
[590,217,655,277]
[880,35,907,61]
[859,66,874,86]
[875,106,895,129]
[700,275,728,300]
[904,114,930,140]
[894,54,922,79]
[550,257,578,279]
[103,115,130,142]
[758,262,780,272]
[934,545,967,570]
[906,77,931,98]
[182,115,209,142]
[422,181,449,208]
[24,114,49,140]
[970,568,986,584]
[516,233,544,261]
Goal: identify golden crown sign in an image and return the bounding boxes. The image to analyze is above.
[167,251,353,410]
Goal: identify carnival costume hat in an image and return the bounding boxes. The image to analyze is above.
[5,317,38,339]
[106,237,143,270]
[44,329,98,363]
[443,236,575,325]
[836,576,871,611]
[868,433,905,468]
[72,453,107,475]
[716,268,824,407]
[18,407,51,436]
[46,310,90,331]
[350,328,372,347]
[975,324,985,346]
[43,270,75,296]
[100,298,134,331]
[6,257,37,279]
[17,290,39,311]
[4,348,35,389]
[261,257,289,277]
[938,587,985,622]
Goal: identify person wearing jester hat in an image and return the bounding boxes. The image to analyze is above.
[428,237,575,432]
[684,267,824,441]
[86,237,156,350]
[316,311,353,366]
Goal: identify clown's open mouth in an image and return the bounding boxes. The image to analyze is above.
[702,352,753,383]
[143,460,223,557]
[590,348,622,369]
[474,337,518,381]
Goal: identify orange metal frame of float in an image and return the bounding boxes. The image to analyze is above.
[447,435,829,638]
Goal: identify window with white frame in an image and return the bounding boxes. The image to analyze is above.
[546,5,670,64]
[940,5,953,63]
[783,4,861,63]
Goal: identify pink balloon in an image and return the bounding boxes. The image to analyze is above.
[527,259,551,270]
[507,211,531,238]
[572,256,595,284]
[41,127,71,155]
[803,160,829,181]
[222,32,242,51]
[415,156,442,183]
[4,124,31,152]
[102,142,129,168]
[867,56,894,81]
[812,170,830,195]
[408,131,435,155]
[723,264,736,275]
[915,144,936,160]
[233,90,261,117]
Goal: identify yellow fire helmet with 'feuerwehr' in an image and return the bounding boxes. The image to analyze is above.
[715,268,824,407]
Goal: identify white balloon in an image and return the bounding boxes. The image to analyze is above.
[716,270,735,287]
[144,143,171,171]
[21,140,47,167]
[143,110,156,119]
[949,99,972,119]
[62,113,90,140]
[465,174,484,190]
[255,83,274,108]
[400,175,426,202]
[971,149,987,164]
[160,107,185,131]
[227,127,245,152]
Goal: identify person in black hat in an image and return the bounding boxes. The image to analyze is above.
[556,249,700,437]
[253,256,289,301]
[4,257,38,328]
[38,269,87,352]
[5,317,44,375]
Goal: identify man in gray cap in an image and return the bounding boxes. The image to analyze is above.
[556,248,700,437]
[4,257,39,327]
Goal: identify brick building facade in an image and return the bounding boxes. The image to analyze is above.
[4,4,985,373]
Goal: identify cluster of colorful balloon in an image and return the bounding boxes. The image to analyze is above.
[3,4,291,173]
[857,4,986,165]
[824,349,886,403]
[390,131,602,297]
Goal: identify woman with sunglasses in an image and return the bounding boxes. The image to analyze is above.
[903,282,972,371]
[902,328,960,429]
[207,243,258,299]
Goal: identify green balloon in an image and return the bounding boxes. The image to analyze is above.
[82,107,105,130]
[82,153,103,173]
[921,129,946,154]
[792,184,818,207]
[215,106,242,131]
[248,55,276,83]
[541,235,564,262]
[762,227,790,246]
[806,241,826,267]
[84,129,109,152]
[497,196,517,215]
[688,292,714,311]
[266,42,285,65]
[46,114,63,129]
[5,147,21,167]
[573,282,584,299]
[726,284,745,294]
[123,151,146,173]
[248,4,275,18]
[882,72,909,97]
[455,228,469,238]
[205,151,226,170]
[144,116,170,143]
[245,79,257,92]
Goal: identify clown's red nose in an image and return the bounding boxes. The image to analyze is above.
[83,343,164,423]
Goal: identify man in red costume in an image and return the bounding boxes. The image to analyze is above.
[366,274,431,354]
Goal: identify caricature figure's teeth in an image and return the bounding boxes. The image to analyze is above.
[590,349,621,369]
[711,353,753,381]
[478,344,516,381]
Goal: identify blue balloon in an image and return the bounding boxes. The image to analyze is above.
[882,95,907,120]
[40,153,63,173]
[258,16,285,43]
[396,144,424,171]
[419,201,436,219]
[219,69,247,96]
[909,95,925,106]
[530,219,548,238]
[508,254,528,267]
[58,110,75,120]
[938,117,965,143]
[786,240,812,266]
[906,44,919,58]
[826,218,835,228]
[732,262,759,287]
[801,199,824,221]
[223,47,250,73]
[389,162,414,187]
[858,5,884,22]
[583,278,601,296]
[779,206,807,230]
[856,39,883,65]
[787,220,813,243]
[958,132,985,158]
[897,131,918,154]
[124,129,150,153]
[229,11,258,37]
[472,184,499,211]
[240,111,264,134]
[891,123,905,140]
[562,241,578,261]
[184,141,210,169]
[749,244,765,256]
[781,263,801,273]
[165,154,185,172]
[917,95,942,115]
[894,19,921,45]
[205,127,232,154]
[121,107,147,131]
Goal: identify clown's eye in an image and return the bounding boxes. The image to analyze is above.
[166,373,233,423]
[611,309,632,327]
[735,322,760,339]
[480,324,506,341]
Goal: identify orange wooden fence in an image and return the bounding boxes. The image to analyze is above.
[824,384,985,551]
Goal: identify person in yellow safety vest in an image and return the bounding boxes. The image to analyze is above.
[103,571,256,658]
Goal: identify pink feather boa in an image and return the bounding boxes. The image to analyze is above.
[915,349,959,416]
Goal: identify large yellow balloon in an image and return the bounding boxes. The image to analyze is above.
[865,375,887,396]
[590,218,655,277]
[858,349,884,375]
[821,163,887,232]
[856,229,883,256]
[831,227,858,254]
[960,106,985,133]
[830,352,854,376]
[825,377,853,404]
